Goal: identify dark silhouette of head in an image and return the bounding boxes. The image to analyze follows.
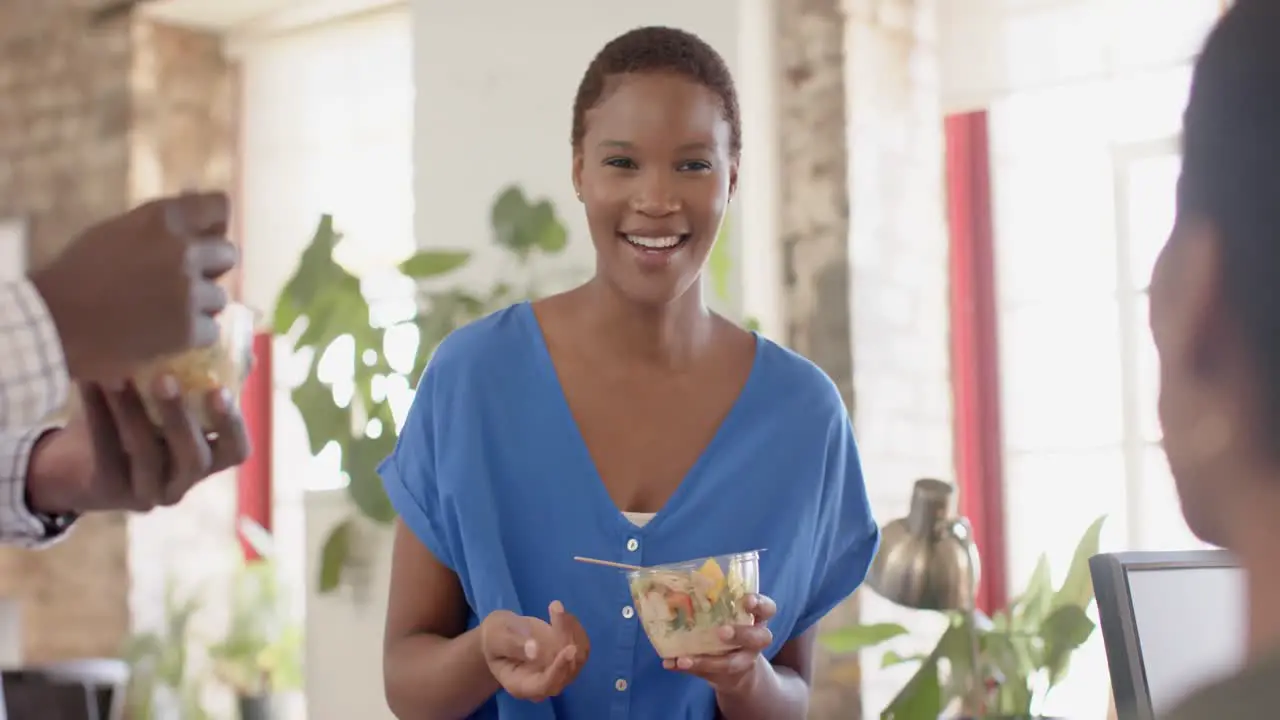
[1152,0,1280,547]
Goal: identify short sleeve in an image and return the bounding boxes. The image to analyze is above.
[378,362,457,571]
[0,279,70,429]
[792,410,881,637]
[0,423,77,548]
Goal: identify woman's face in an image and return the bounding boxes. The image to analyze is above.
[573,72,737,306]
[1150,210,1232,546]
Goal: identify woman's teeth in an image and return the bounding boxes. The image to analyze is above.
[625,234,683,250]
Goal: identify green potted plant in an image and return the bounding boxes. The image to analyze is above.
[207,518,302,720]
[122,580,214,720]
[272,185,576,593]
[821,516,1106,719]
[208,561,301,720]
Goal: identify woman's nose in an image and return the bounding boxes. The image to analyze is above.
[630,171,680,216]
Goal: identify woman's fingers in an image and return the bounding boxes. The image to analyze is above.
[718,622,774,652]
[532,644,579,697]
[488,615,541,663]
[745,593,777,622]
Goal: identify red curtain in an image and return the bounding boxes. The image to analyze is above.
[945,111,1008,613]
[236,331,274,561]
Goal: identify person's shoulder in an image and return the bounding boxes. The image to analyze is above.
[752,334,848,424]
[421,301,532,384]
[1162,649,1280,720]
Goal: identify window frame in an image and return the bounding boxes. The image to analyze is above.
[1111,136,1180,549]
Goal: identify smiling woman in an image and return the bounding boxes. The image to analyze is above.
[379,26,879,720]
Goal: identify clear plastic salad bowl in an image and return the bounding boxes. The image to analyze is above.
[627,550,761,659]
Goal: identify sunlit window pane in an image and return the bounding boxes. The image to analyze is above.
[999,299,1125,452]
[992,159,1119,304]
[1133,295,1163,444]
[1122,152,1182,290]
[1004,448,1129,593]
[1139,444,1217,551]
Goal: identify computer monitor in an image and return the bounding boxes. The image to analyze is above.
[1089,550,1246,720]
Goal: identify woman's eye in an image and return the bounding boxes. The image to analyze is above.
[680,160,713,172]
[605,157,637,170]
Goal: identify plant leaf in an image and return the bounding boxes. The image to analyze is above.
[881,655,943,720]
[274,215,344,335]
[1040,603,1096,687]
[935,616,982,700]
[272,291,302,338]
[1011,553,1053,628]
[398,250,471,279]
[489,185,568,259]
[291,373,350,457]
[346,430,398,524]
[818,622,909,654]
[318,520,354,593]
[530,201,568,253]
[491,185,531,255]
[294,274,366,350]
[881,650,927,668]
[983,632,1034,714]
[1051,514,1107,612]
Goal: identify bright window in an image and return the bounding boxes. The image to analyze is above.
[990,68,1211,718]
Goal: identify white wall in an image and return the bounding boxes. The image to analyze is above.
[234,7,414,719]
[843,2,956,716]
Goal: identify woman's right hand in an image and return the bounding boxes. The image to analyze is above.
[480,602,590,702]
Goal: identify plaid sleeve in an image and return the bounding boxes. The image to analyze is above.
[0,424,73,548]
[0,279,69,428]
[0,279,74,546]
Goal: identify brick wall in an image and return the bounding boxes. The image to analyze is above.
[771,0,953,717]
[845,0,955,716]
[0,0,236,662]
[772,0,862,717]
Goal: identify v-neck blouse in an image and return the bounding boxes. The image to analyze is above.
[380,303,880,720]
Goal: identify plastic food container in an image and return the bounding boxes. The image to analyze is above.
[628,550,761,659]
[132,302,257,431]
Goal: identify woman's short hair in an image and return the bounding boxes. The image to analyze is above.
[571,26,741,158]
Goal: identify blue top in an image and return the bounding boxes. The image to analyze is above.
[380,302,880,720]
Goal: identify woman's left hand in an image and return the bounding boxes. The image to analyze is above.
[663,593,777,693]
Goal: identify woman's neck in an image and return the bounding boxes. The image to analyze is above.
[580,278,713,368]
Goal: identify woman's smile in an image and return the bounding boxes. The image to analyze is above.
[620,232,693,269]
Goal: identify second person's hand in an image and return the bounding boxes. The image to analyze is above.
[480,602,591,702]
[26,375,251,515]
[29,192,239,384]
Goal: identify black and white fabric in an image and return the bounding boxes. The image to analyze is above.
[0,279,72,547]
